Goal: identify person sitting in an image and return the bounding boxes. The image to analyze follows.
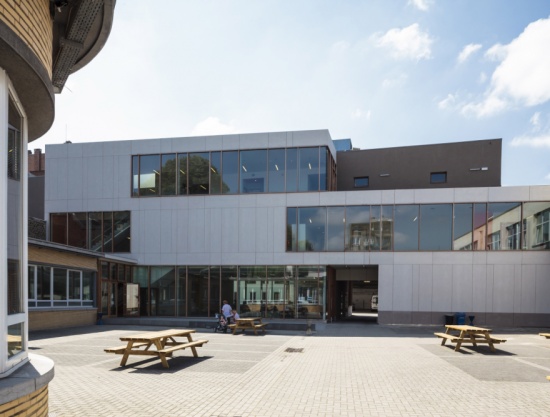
[221,300,233,323]
[231,309,240,322]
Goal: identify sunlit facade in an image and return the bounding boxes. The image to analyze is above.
[44,130,550,327]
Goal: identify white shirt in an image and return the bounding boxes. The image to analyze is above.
[221,303,232,318]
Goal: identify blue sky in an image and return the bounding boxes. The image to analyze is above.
[34,0,550,186]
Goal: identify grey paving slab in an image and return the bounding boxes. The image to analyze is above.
[28,323,550,417]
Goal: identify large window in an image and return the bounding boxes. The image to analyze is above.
[287,201,550,252]
[131,146,333,196]
[50,211,131,253]
[28,265,95,308]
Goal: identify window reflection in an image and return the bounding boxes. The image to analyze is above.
[210,152,222,194]
[178,153,188,195]
[222,151,239,194]
[268,149,285,192]
[139,155,160,196]
[151,266,175,316]
[8,323,23,358]
[161,154,176,195]
[523,202,550,250]
[296,266,324,319]
[188,266,208,316]
[487,202,522,250]
[298,207,326,251]
[346,206,369,251]
[241,150,267,193]
[189,153,209,194]
[298,147,319,192]
[327,206,345,251]
[394,205,419,251]
[420,205,452,250]
[238,266,266,317]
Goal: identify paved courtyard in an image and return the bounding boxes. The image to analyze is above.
[29,322,550,417]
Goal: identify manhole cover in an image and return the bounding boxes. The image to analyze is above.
[285,348,304,353]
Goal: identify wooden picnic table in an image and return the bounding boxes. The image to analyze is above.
[104,329,208,368]
[539,333,550,339]
[8,335,22,356]
[435,325,506,352]
[229,317,267,335]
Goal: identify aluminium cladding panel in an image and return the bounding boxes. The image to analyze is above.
[336,139,502,191]
[385,251,550,316]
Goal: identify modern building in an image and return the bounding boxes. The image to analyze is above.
[1,0,115,415]
[43,130,550,329]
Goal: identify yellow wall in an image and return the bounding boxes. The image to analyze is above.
[0,0,52,77]
[29,309,98,331]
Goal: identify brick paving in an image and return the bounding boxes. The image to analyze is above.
[28,322,550,417]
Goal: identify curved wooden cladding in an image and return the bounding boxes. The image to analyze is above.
[0,0,53,77]
[29,246,98,271]
[0,385,48,417]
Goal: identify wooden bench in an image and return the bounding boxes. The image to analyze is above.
[434,332,461,343]
[539,333,550,339]
[157,339,208,358]
[104,342,149,354]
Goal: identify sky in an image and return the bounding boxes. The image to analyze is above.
[34,0,550,186]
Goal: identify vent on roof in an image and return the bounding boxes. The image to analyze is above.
[285,348,304,353]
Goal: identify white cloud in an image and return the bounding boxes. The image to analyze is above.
[462,17,550,117]
[546,173,550,181]
[457,43,482,64]
[478,72,487,84]
[351,109,371,121]
[530,111,541,130]
[190,117,238,136]
[438,93,457,110]
[373,23,433,61]
[408,0,434,11]
[510,133,550,148]
[382,73,408,88]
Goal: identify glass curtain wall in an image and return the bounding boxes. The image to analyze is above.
[209,266,220,316]
[222,151,239,194]
[267,149,285,192]
[296,266,325,319]
[161,154,176,195]
[188,266,208,316]
[150,266,175,316]
[327,206,345,251]
[238,266,266,317]
[298,147,319,192]
[241,150,267,193]
[420,204,452,250]
[487,202,522,250]
[189,153,209,194]
[346,206,369,251]
[221,266,237,313]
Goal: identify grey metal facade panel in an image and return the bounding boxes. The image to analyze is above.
[336,139,502,191]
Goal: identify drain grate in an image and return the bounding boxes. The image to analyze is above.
[285,347,304,353]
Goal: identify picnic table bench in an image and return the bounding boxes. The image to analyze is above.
[105,329,208,368]
[229,318,267,335]
[435,325,506,352]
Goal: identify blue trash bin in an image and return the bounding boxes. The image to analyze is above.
[455,312,466,325]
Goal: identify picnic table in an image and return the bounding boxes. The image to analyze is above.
[7,335,22,355]
[539,333,550,339]
[229,317,267,335]
[435,325,506,352]
[104,329,208,368]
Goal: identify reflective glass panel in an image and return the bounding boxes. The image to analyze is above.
[209,267,220,317]
[420,204,452,250]
[286,208,297,251]
[266,266,286,318]
[210,152,222,194]
[523,202,550,250]
[103,212,113,252]
[319,147,328,191]
[487,202,522,250]
[346,206,369,251]
[68,270,81,300]
[36,266,51,302]
[151,266,175,316]
[298,207,326,251]
[82,271,94,306]
[188,266,208,316]
[139,155,160,196]
[238,266,266,317]
[132,266,149,316]
[381,206,394,250]
[473,203,487,251]
[88,212,102,251]
[101,281,109,315]
[188,153,209,194]
[298,147,319,191]
[286,148,298,192]
[394,205,419,251]
[68,212,87,248]
[53,268,67,302]
[177,267,186,316]
[241,149,267,193]
[161,153,176,195]
[268,149,285,192]
[327,206,345,251]
[113,211,131,252]
[7,323,23,358]
[222,151,239,194]
[453,204,473,250]
[297,266,323,319]
[222,266,237,313]
[132,155,139,196]
[178,153,188,195]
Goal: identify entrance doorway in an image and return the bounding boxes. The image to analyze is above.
[333,266,378,323]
